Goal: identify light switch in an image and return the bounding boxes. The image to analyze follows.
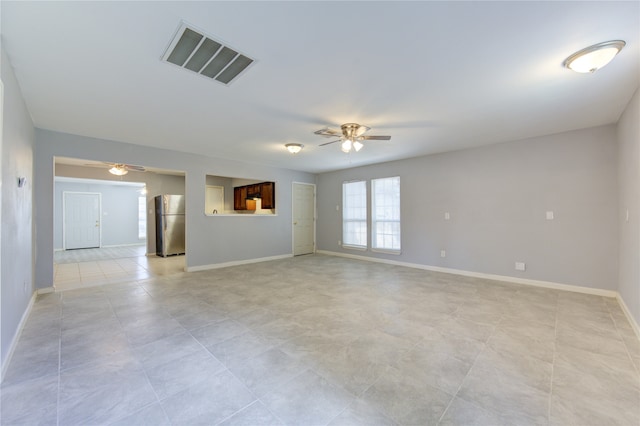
[440,250,446,258]
[336,205,340,211]
[546,211,554,220]
[444,212,450,220]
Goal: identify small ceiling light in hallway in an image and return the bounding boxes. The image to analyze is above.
[285,143,304,154]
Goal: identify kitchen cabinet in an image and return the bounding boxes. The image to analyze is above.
[260,182,275,209]
[233,181,275,210]
[233,186,247,210]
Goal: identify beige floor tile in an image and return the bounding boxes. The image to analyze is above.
[5,255,639,425]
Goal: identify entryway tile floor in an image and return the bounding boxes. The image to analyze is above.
[2,255,639,425]
[53,246,184,291]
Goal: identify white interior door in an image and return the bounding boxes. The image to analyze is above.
[205,185,224,214]
[64,192,101,250]
[292,182,315,256]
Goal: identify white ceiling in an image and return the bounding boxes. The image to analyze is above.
[2,1,638,173]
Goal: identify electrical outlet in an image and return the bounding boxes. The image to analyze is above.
[546,211,554,220]
[338,240,341,246]
[444,212,450,220]
[336,205,340,211]
[440,250,446,258]
[515,262,526,271]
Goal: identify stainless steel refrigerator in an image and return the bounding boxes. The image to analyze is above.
[155,195,185,257]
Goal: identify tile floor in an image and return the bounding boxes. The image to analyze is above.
[2,254,639,425]
[53,246,184,291]
[54,245,148,264]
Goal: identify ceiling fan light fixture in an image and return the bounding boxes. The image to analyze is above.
[353,141,364,152]
[564,40,625,73]
[285,143,304,154]
[341,139,353,153]
[109,164,128,176]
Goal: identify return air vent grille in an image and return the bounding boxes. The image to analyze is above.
[162,23,254,86]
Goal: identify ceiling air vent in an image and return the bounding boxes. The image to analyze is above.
[162,23,254,86]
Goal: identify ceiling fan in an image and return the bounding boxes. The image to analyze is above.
[83,162,146,176]
[314,123,391,153]
[105,163,145,176]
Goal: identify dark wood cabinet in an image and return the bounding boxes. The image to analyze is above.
[260,182,275,209]
[233,182,275,210]
[233,186,248,210]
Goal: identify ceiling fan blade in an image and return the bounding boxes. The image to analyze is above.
[361,135,391,141]
[319,139,342,147]
[314,127,342,138]
[125,164,146,172]
[355,125,370,137]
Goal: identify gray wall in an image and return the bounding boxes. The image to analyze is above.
[317,125,619,291]
[617,88,639,326]
[34,130,315,289]
[54,180,144,249]
[55,164,185,254]
[1,47,35,369]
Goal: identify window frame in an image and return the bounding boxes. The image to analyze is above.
[342,180,368,250]
[138,196,147,240]
[371,176,401,254]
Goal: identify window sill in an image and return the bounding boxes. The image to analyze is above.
[342,244,367,251]
[371,248,401,255]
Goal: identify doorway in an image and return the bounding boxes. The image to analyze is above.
[292,182,316,256]
[63,192,101,250]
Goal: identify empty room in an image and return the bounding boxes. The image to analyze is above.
[1,1,638,425]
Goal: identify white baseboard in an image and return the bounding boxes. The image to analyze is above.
[616,293,640,340]
[36,287,55,295]
[316,250,618,298]
[186,254,293,272]
[1,292,36,382]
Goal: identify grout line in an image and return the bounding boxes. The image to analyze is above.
[56,293,64,426]
[436,310,497,425]
[607,299,640,376]
[104,286,171,424]
[547,292,560,423]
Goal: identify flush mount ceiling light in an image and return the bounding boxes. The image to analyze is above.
[285,143,304,154]
[109,164,128,176]
[564,40,626,73]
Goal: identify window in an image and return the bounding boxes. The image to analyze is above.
[372,176,401,252]
[138,196,147,239]
[342,180,367,248]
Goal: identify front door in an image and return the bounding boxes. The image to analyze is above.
[64,192,101,249]
[292,183,315,256]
